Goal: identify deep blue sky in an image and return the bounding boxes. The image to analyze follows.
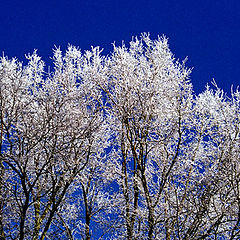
[1,0,239,94]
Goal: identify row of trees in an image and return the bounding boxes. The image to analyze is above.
[0,34,240,239]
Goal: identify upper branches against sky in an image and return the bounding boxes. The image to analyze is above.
[0,34,240,240]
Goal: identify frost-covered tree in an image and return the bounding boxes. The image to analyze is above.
[0,47,110,240]
[0,34,240,239]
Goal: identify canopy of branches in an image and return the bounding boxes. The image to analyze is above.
[0,34,240,239]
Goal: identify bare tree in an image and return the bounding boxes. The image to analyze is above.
[0,47,108,239]
[0,34,240,240]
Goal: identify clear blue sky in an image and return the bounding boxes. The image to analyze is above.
[1,0,239,94]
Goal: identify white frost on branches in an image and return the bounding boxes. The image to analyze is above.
[0,34,240,239]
